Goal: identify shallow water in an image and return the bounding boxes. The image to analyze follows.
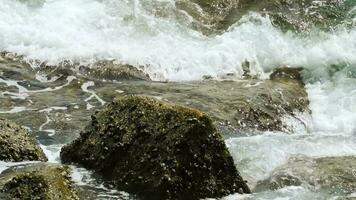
[0,0,356,199]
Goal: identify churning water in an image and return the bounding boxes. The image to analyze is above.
[0,0,355,199]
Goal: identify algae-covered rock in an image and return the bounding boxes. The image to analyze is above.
[0,163,79,200]
[61,96,250,200]
[254,156,356,195]
[0,118,47,162]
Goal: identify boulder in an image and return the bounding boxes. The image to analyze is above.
[61,96,250,200]
[254,156,356,195]
[0,163,79,200]
[0,118,47,162]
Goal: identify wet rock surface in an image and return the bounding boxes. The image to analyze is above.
[254,156,356,194]
[0,163,79,200]
[0,52,150,82]
[231,0,356,32]
[0,118,47,162]
[1,52,309,135]
[106,67,309,132]
[177,0,356,33]
[0,54,309,198]
[61,96,251,200]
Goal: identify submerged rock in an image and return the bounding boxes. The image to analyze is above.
[61,96,250,200]
[0,118,47,162]
[0,53,309,133]
[77,60,151,81]
[254,156,356,194]
[177,0,355,33]
[98,67,309,132]
[0,163,79,200]
[0,51,150,82]
[234,0,356,32]
[175,0,239,33]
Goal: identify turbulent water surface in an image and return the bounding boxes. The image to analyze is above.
[0,0,356,199]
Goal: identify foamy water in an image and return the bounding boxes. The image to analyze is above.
[0,0,355,81]
[0,0,356,199]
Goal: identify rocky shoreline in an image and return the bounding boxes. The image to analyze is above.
[1,49,355,199]
[0,53,312,199]
[0,0,355,198]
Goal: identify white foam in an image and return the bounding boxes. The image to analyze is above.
[226,132,356,186]
[40,144,63,162]
[81,81,106,110]
[0,106,28,113]
[0,0,355,81]
[306,79,356,135]
[0,1,355,199]
[0,75,75,100]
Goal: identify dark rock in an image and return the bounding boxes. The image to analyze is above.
[0,163,79,200]
[0,118,47,162]
[61,96,250,200]
[254,156,356,195]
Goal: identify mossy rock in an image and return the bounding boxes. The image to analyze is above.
[254,156,356,195]
[0,118,47,162]
[61,96,250,199]
[0,163,79,200]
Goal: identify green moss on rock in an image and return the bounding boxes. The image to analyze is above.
[61,96,250,199]
[2,174,49,199]
[0,118,47,162]
[0,163,79,200]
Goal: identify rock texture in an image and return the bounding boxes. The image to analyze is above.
[176,0,355,33]
[0,118,47,162]
[254,156,356,195]
[234,0,355,32]
[102,67,309,132]
[0,163,79,200]
[61,96,250,200]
